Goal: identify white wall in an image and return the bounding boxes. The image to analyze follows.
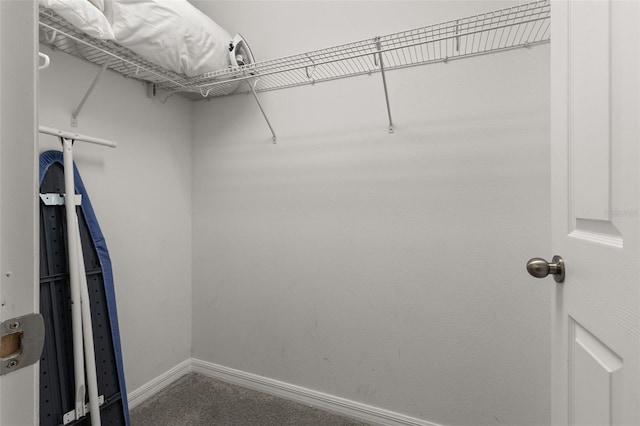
[38,47,193,393]
[191,2,550,426]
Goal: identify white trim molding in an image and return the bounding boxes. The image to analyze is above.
[127,358,441,425]
[127,359,192,408]
[191,358,442,426]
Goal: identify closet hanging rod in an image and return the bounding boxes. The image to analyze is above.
[39,125,117,148]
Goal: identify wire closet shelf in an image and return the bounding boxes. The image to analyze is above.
[38,0,550,99]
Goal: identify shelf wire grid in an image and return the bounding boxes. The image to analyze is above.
[38,0,549,99]
[189,0,550,96]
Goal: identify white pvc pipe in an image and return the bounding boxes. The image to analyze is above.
[62,139,87,421]
[63,138,102,425]
[39,125,117,148]
[76,230,101,426]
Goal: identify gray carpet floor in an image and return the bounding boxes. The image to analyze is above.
[130,373,372,426]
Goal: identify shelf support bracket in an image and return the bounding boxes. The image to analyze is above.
[71,60,112,128]
[245,78,277,143]
[375,37,394,134]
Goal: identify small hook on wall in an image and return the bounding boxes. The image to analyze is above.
[39,52,51,70]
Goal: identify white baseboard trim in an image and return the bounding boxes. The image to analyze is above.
[127,359,192,409]
[191,358,442,426]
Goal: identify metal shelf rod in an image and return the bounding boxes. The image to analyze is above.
[375,37,394,134]
[71,59,111,127]
[245,79,277,143]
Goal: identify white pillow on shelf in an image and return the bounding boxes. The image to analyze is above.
[108,0,233,77]
[40,0,115,41]
[87,0,105,12]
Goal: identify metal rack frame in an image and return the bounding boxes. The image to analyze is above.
[192,0,550,94]
[38,0,550,140]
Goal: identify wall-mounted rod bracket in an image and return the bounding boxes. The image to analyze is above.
[146,82,157,99]
[245,77,277,143]
[71,59,112,128]
[145,82,174,103]
[375,37,394,134]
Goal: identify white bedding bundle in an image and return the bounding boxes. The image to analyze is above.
[40,0,234,77]
[40,0,116,40]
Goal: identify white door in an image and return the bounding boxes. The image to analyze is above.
[549,0,640,425]
[0,1,40,425]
